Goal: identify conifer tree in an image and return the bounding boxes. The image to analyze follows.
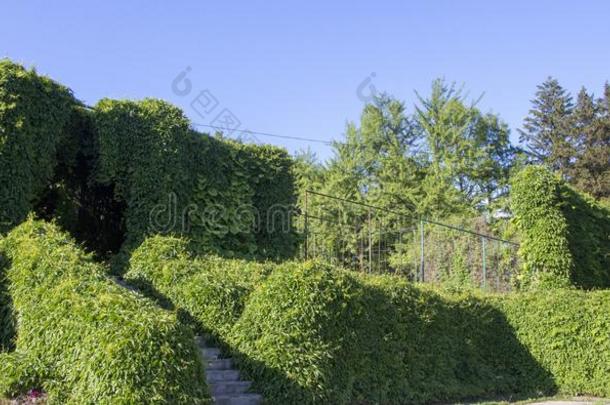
[519,77,574,177]
[570,85,610,199]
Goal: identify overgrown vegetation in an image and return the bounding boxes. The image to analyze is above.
[125,235,610,404]
[0,60,297,272]
[511,165,610,289]
[0,60,78,233]
[0,219,210,404]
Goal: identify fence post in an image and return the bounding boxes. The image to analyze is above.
[481,236,487,288]
[419,218,425,282]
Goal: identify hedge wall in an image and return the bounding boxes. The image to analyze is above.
[92,99,296,271]
[229,266,554,404]
[511,165,610,289]
[0,60,297,266]
[125,235,274,342]
[128,236,610,404]
[0,60,78,233]
[0,219,210,404]
[500,290,610,396]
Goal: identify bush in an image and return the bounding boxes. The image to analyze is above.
[125,237,610,403]
[0,60,78,233]
[125,235,274,341]
[500,289,610,396]
[92,99,296,271]
[0,253,15,352]
[0,219,210,404]
[230,265,555,404]
[511,165,610,289]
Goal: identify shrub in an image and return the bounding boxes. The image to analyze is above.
[0,253,15,352]
[0,60,77,233]
[511,165,610,289]
[125,235,274,341]
[124,240,610,403]
[230,261,360,404]
[0,219,210,404]
[500,289,610,396]
[230,266,553,404]
[92,99,297,271]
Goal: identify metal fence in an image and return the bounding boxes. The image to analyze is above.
[296,190,520,292]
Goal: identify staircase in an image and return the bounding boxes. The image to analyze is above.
[195,336,262,405]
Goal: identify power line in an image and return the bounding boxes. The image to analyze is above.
[191,123,334,146]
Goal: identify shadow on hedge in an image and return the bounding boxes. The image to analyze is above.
[229,277,558,404]
[0,257,16,353]
[349,282,558,403]
[123,268,557,404]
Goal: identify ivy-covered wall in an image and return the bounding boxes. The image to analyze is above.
[0,60,78,233]
[0,61,298,267]
[92,98,297,270]
[511,165,610,289]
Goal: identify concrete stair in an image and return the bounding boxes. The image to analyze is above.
[196,336,262,405]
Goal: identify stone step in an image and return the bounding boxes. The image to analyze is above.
[206,369,240,383]
[209,381,252,396]
[201,347,221,359]
[206,358,233,370]
[212,394,263,405]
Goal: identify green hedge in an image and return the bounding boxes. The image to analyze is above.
[511,165,610,289]
[230,265,555,404]
[0,219,210,404]
[0,60,77,233]
[127,237,610,403]
[125,235,273,342]
[0,253,15,352]
[92,99,296,271]
[500,290,610,396]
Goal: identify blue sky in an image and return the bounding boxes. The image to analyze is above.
[2,1,609,160]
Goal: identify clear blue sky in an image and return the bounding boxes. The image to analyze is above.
[2,1,609,160]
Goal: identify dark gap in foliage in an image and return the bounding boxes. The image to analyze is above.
[32,107,127,260]
[0,255,16,353]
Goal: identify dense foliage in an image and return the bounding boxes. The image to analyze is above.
[124,235,273,341]
[0,60,78,233]
[93,99,296,271]
[0,219,209,404]
[500,289,610,396]
[511,165,610,289]
[519,78,610,199]
[126,236,610,404]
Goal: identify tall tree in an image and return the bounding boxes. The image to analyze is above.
[415,79,515,213]
[570,85,610,199]
[518,77,574,177]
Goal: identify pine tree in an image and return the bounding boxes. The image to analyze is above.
[519,77,574,177]
[570,85,610,199]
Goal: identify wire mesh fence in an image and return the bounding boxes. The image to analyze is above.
[295,190,520,292]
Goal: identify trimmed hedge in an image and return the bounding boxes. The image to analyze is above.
[127,236,610,403]
[0,253,15,352]
[511,165,610,289]
[0,219,210,404]
[0,60,77,233]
